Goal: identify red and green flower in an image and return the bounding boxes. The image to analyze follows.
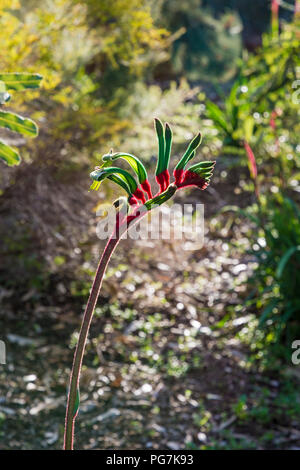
[90,119,216,222]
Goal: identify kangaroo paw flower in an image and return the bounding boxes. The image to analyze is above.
[66,120,216,450]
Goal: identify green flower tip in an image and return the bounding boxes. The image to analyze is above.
[190,132,202,151]
[102,149,114,162]
[154,117,164,136]
[174,132,202,171]
[189,161,215,180]
[165,122,172,138]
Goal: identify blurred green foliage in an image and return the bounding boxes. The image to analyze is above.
[247,196,300,361]
[0,73,42,165]
[0,0,299,366]
[206,16,300,167]
[0,0,170,167]
[161,0,242,82]
[216,14,300,362]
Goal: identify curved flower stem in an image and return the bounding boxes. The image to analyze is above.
[64,233,120,450]
[64,187,177,449]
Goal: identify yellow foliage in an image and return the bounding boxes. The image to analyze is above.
[0,0,170,169]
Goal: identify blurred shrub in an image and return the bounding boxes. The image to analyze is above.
[251,197,300,357]
[0,73,42,166]
[205,13,300,182]
[115,81,217,162]
[79,0,168,77]
[0,0,210,175]
[161,0,242,83]
[0,1,169,164]
[0,0,207,288]
[239,196,300,362]
[210,7,300,363]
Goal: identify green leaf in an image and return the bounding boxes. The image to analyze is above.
[244,116,255,142]
[276,246,300,278]
[206,100,230,134]
[0,110,38,137]
[226,79,240,113]
[0,73,43,91]
[175,133,202,171]
[102,152,148,184]
[0,140,21,166]
[259,299,279,326]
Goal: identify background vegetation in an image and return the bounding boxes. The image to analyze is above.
[0,0,299,450]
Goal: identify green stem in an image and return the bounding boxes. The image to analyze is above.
[63,185,178,449]
[144,184,177,210]
[63,233,120,450]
